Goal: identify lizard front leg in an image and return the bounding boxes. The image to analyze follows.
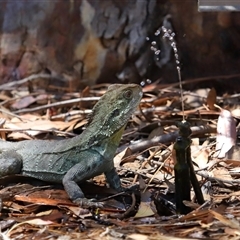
[104,167,122,192]
[0,150,22,177]
[62,151,105,208]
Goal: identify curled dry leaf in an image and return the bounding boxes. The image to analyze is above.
[206,88,216,110]
[215,109,236,158]
[114,147,132,168]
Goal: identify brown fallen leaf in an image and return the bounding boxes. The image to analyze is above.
[114,147,133,167]
[209,209,240,231]
[127,233,149,240]
[8,218,54,237]
[3,117,75,139]
[211,167,232,182]
[134,191,155,218]
[11,96,36,109]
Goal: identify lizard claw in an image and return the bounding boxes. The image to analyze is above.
[74,198,104,208]
[124,184,139,193]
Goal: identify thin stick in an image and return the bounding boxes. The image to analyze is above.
[0,74,65,90]
[13,97,99,114]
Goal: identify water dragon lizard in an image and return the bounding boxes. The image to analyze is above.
[0,84,142,207]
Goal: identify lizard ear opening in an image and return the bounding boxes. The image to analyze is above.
[110,109,120,118]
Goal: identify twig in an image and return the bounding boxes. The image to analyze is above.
[133,146,162,184]
[13,97,100,114]
[50,110,92,120]
[0,108,24,120]
[119,125,216,154]
[0,128,76,137]
[121,167,164,184]
[143,147,171,193]
[0,74,65,90]
[119,192,136,219]
[157,73,240,89]
[197,171,240,185]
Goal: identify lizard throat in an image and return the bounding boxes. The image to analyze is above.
[108,125,125,146]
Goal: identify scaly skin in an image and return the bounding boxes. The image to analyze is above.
[0,84,142,207]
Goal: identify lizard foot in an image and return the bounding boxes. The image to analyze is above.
[74,198,103,208]
[124,184,139,193]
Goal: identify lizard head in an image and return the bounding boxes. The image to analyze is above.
[87,84,142,137]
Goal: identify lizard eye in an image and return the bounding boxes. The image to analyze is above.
[123,89,133,99]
